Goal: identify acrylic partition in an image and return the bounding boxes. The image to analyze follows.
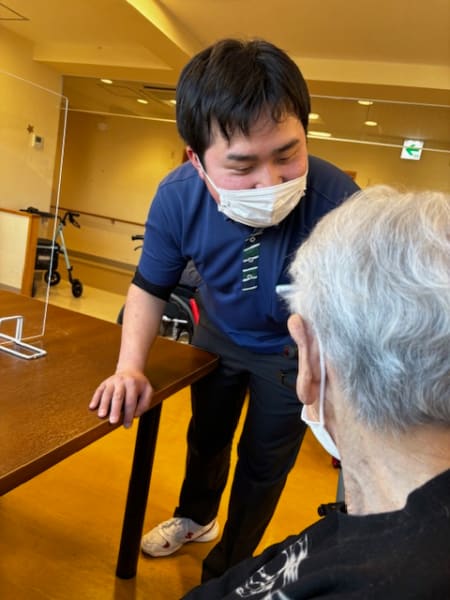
[307,94,450,192]
[308,95,449,151]
[0,69,67,357]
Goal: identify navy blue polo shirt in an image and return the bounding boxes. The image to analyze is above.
[137,156,358,353]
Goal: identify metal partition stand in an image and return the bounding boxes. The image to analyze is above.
[0,315,47,359]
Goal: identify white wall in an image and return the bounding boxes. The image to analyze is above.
[59,110,184,265]
[0,26,63,213]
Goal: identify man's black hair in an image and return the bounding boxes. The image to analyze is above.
[176,38,311,159]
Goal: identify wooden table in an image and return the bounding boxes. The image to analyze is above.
[0,290,218,578]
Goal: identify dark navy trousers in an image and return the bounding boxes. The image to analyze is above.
[173,311,306,581]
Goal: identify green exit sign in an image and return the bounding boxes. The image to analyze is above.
[401,140,424,160]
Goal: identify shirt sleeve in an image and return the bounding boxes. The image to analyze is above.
[137,181,188,287]
[131,267,175,301]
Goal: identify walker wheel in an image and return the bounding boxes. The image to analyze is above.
[44,270,61,286]
[71,279,83,298]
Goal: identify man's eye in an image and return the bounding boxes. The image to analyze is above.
[277,153,295,164]
[233,166,253,174]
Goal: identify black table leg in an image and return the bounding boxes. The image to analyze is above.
[115,403,162,578]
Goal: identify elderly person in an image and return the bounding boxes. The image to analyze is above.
[183,185,450,599]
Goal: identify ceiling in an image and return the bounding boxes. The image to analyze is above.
[1,0,449,149]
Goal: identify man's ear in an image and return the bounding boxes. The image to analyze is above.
[185,147,205,180]
[288,314,321,406]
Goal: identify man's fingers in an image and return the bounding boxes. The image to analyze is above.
[108,384,127,424]
[89,383,105,410]
[89,373,151,429]
[134,384,153,417]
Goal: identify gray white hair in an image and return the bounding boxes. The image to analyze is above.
[288,185,450,432]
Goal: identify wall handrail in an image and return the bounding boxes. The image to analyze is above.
[51,205,145,228]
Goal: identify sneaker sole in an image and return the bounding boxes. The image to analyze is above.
[142,520,219,557]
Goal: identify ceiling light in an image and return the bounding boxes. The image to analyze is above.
[358,100,373,106]
[137,98,148,104]
[364,120,378,127]
[308,130,332,138]
[100,78,113,85]
[309,112,320,120]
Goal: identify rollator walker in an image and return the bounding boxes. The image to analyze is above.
[22,206,83,298]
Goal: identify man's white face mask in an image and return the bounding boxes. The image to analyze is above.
[197,157,307,228]
[301,336,341,460]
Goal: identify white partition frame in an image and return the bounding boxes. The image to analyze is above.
[0,70,68,355]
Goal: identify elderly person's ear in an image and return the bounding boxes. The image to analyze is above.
[287,315,321,406]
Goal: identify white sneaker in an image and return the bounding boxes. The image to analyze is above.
[141,517,219,557]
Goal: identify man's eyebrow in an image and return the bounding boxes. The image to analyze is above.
[225,138,300,163]
[273,139,300,154]
[225,151,258,162]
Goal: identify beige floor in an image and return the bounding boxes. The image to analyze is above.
[0,282,339,599]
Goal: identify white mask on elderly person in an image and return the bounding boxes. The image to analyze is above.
[301,336,341,460]
[198,158,307,228]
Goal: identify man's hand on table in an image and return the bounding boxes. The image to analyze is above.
[89,370,153,428]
